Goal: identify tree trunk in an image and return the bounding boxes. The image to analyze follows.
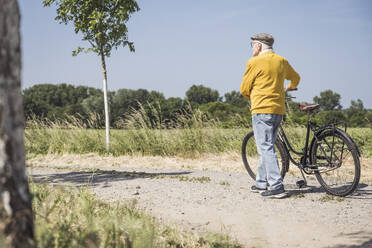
[0,0,35,247]
[100,51,110,150]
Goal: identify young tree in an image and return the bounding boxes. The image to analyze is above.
[0,0,35,246]
[43,0,140,150]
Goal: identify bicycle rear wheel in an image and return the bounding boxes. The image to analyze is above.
[311,130,360,196]
[242,131,289,181]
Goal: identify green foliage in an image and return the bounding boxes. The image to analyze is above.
[112,88,166,123]
[219,114,252,129]
[23,84,185,128]
[366,110,372,128]
[43,0,140,57]
[285,93,371,129]
[199,102,236,122]
[348,128,372,157]
[348,112,368,128]
[313,90,342,111]
[224,90,249,108]
[23,83,372,129]
[198,101,251,127]
[346,99,368,127]
[186,84,220,105]
[283,95,307,126]
[158,97,185,124]
[31,183,243,247]
[312,110,346,126]
[348,99,365,113]
[23,84,102,121]
[24,84,255,129]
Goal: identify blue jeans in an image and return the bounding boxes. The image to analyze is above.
[252,114,283,190]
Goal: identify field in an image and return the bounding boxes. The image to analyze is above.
[24,117,372,158]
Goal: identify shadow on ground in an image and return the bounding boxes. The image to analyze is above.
[348,184,372,199]
[285,183,325,196]
[284,183,371,199]
[32,169,192,187]
[326,231,372,248]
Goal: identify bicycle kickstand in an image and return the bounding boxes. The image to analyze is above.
[296,169,308,188]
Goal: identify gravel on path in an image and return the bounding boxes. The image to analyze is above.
[28,155,372,248]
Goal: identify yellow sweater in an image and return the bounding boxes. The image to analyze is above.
[240,51,300,115]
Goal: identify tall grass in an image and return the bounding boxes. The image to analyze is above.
[25,107,245,157]
[24,107,372,158]
[27,183,242,248]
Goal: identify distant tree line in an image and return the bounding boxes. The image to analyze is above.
[286,89,372,128]
[23,84,372,128]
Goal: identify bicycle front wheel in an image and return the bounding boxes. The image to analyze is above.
[311,130,360,196]
[242,131,289,181]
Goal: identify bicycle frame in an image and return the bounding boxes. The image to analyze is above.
[277,116,349,173]
[277,120,315,168]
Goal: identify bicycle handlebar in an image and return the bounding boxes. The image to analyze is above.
[287,88,298,91]
[285,88,297,100]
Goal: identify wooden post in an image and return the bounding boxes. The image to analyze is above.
[0,0,35,247]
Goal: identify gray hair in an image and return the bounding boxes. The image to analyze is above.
[253,40,273,50]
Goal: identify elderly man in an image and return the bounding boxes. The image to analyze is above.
[240,33,300,198]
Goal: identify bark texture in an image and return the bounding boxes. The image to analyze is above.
[0,0,35,247]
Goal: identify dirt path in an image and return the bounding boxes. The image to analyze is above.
[28,154,372,248]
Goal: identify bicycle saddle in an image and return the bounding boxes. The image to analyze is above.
[299,104,320,112]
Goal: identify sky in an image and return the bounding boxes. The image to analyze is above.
[19,0,372,108]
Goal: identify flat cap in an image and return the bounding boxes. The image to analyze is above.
[251,33,274,46]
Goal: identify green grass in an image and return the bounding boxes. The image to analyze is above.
[219,181,230,186]
[319,194,345,202]
[28,183,242,248]
[24,113,372,158]
[25,126,372,158]
[290,193,305,199]
[25,119,247,157]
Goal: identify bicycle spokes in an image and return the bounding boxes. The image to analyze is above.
[313,133,358,194]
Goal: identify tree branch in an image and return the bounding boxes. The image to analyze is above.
[88,40,96,48]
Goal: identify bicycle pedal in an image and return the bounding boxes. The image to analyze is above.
[296,180,307,188]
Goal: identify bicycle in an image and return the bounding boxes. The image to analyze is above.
[241,92,361,197]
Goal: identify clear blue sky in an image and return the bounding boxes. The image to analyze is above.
[20,0,372,108]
